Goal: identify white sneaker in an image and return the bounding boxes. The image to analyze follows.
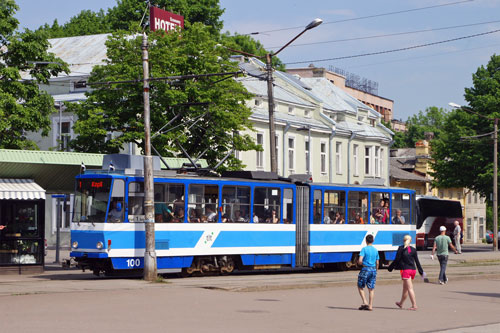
[439,280,444,285]
[445,278,448,284]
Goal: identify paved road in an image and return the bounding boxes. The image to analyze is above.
[0,244,498,332]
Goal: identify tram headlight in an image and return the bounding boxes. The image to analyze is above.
[96,241,104,250]
[72,241,78,249]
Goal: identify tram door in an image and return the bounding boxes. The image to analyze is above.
[295,186,310,267]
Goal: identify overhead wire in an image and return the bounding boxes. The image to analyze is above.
[284,28,500,66]
[243,0,475,35]
[267,19,500,49]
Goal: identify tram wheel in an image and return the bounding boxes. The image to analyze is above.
[337,261,354,271]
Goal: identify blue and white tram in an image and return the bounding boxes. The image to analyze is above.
[70,158,416,276]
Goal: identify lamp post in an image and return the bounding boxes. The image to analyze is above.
[449,102,498,251]
[228,18,322,173]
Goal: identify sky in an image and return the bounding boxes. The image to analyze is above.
[14,0,500,121]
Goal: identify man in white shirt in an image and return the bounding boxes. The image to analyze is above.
[453,220,462,254]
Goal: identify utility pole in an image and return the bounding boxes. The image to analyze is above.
[494,118,498,251]
[266,53,278,173]
[142,32,157,280]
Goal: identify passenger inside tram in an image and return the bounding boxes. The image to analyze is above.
[173,208,185,223]
[333,212,345,224]
[266,209,279,223]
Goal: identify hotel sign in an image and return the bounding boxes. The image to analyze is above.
[150,6,184,32]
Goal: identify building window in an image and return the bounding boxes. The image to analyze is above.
[53,115,74,152]
[353,144,359,176]
[370,119,375,127]
[374,147,380,177]
[275,134,280,174]
[255,99,262,106]
[288,137,295,171]
[468,193,472,204]
[439,190,444,198]
[365,146,373,176]
[474,193,478,204]
[336,142,342,175]
[305,139,310,173]
[320,142,327,174]
[288,106,294,114]
[304,109,311,118]
[256,133,264,169]
[457,191,462,200]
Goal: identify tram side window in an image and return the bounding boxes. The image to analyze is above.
[188,184,219,222]
[370,192,390,224]
[347,191,368,224]
[221,186,250,223]
[154,183,185,222]
[253,187,281,223]
[324,190,345,224]
[313,190,322,224]
[128,182,144,222]
[283,188,294,224]
[392,193,411,224]
[108,179,125,222]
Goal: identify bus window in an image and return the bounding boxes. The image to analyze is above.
[392,193,410,224]
[222,186,250,223]
[108,179,125,222]
[154,183,184,222]
[324,190,345,224]
[283,188,294,224]
[371,192,389,224]
[347,191,368,224]
[313,190,322,224]
[188,184,219,223]
[253,187,280,223]
[128,182,144,222]
[74,178,111,223]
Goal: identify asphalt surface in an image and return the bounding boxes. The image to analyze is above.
[0,244,499,332]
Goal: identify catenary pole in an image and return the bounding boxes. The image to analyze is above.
[142,32,157,280]
[494,118,498,251]
[266,53,278,173]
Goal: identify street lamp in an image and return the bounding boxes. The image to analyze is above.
[228,18,322,173]
[449,102,498,252]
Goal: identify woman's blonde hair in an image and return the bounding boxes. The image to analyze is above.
[403,235,412,248]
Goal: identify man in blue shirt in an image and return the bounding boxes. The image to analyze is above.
[357,234,379,311]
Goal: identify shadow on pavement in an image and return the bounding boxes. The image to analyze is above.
[454,291,500,298]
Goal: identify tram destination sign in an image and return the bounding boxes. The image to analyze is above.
[150,6,184,32]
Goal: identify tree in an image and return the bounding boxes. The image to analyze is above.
[432,54,500,198]
[69,24,258,170]
[393,106,448,148]
[0,0,67,149]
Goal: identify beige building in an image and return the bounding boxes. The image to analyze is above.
[287,66,394,123]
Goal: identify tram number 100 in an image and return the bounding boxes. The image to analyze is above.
[126,258,141,268]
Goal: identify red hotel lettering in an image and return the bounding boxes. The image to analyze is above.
[149,6,184,32]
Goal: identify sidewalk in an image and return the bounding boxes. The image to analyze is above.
[1,244,499,296]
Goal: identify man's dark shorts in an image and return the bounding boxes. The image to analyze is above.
[358,267,377,289]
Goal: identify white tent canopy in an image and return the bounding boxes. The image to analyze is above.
[0,179,46,200]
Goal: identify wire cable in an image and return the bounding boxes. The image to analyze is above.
[244,0,475,35]
[284,28,500,66]
[267,19,500,49]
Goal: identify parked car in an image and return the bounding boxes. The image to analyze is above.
[486,230,494,244]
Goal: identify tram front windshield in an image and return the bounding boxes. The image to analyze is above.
[73,178,112,222]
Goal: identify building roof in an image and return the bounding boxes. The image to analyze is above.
[301,77,380,118]
[294,77,355,113]
[390,158,428,182]
[0,179,46,200]
[0,149,208,192]
[48,33,110,78]
[251,107,331,132]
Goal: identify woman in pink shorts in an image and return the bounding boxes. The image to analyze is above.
[388,235,425,310]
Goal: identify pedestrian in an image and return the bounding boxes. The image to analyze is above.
[388,235,425,311]
[431,226,458,284]
[453,220,462,254]
[357,234,379,311]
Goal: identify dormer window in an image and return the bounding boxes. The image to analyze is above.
[255,99,262,106]
[288,106,294,115]
[370,119,376,127]
[304,109,311,118]
[74,80,87,90]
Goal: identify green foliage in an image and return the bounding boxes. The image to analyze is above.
[70,24,258,170]
[397,106,448,148]
[0,0,67,149]
[431,54,500,198]
[221,33,285,71]
[37,0,225,37]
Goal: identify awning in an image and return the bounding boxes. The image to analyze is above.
[0,179,46,200]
